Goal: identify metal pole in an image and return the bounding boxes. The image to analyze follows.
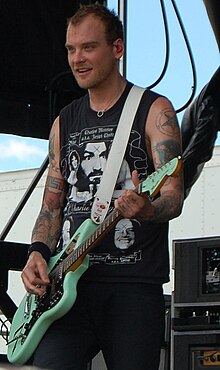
[118,0,127,78]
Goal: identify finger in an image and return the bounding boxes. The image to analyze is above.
[29,253,50,285]
[36,262,50,285]
[21,273,41,296]
[21,268,37,287]
[131,170,140,187]
[21,265,50,297]
[28,284,48,296]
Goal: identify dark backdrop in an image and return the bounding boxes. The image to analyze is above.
[0,0,105,139]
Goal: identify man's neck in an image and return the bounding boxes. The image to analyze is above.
[89,77,127,112]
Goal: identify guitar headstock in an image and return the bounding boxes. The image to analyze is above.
[140,156,182,197]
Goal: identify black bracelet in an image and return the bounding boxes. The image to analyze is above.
[28,241,51,263]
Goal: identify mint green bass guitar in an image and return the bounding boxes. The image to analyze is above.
[7,156,181,365]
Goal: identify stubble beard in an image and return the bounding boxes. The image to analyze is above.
[73,65,115,91]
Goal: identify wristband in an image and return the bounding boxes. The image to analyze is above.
[28,242,51,263]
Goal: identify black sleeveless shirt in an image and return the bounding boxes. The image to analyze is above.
[58,82,169,285]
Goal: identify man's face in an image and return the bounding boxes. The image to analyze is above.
[114,219,135,250]
[65,15,121,90]
[81,142,107,180]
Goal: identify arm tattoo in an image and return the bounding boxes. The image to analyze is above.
[32,188,65,250]
[44,176,67,211]
[156,109,179,137]
[44,188,64,211]
[153,188,182,222]
[153,140,181,168]
[46,176,66,191]
[32,177,67,249]
[32,209,62,250]
[49,133,60,172]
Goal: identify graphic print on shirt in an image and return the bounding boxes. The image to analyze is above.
[58,125,149,262]
[89,218,142,265]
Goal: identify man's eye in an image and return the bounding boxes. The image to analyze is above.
[67,47,75,53]
[85,45,95,51]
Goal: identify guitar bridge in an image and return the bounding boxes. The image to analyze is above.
[23,293,32,318]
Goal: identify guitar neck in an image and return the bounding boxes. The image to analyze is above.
[62,208,121,274]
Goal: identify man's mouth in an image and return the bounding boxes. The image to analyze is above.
[76,67,92,75]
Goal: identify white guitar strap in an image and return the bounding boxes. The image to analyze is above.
[91,85,146,224]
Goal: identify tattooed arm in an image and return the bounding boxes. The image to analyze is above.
[145,96,184,221]
[21,117,67,294]
[31,117,67,250]
[115,96,184,223]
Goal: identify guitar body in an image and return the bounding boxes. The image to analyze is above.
[7,156,181,365]
[7,218,98,365]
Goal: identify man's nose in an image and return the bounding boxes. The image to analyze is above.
[71,51,85,64]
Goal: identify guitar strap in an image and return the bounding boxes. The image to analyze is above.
[91,85,146,224]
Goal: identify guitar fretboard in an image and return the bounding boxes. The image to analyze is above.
[62,208,121,274]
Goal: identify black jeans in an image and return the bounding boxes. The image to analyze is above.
[33,281,165,370]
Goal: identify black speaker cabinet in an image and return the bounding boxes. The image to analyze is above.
[172,331,220,370]
[173,236,220,304]
[172,237,220,370]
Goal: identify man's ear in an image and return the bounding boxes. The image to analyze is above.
[113,38,124,59]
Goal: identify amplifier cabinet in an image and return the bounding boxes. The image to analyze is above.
[173,236,220,304]
[172,330,220,370]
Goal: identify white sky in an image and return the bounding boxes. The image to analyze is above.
[0,0,219,172]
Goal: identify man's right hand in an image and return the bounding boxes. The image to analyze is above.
[21,251,50,295]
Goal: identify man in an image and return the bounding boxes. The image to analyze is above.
[21,4,183,370]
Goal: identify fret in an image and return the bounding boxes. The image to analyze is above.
[99,224,104,234]
[81,241,86,253]
[90,233,95,243]
[74,249,78,259]
[110,213,114,222]
[96,227,101,237]
[77,247,81,258]
[83,239,91,252]
[78,245,82,256]
[70,253,75,265]
[76,246,79,257]
[64,259,71,271]
[109,215,114,225]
